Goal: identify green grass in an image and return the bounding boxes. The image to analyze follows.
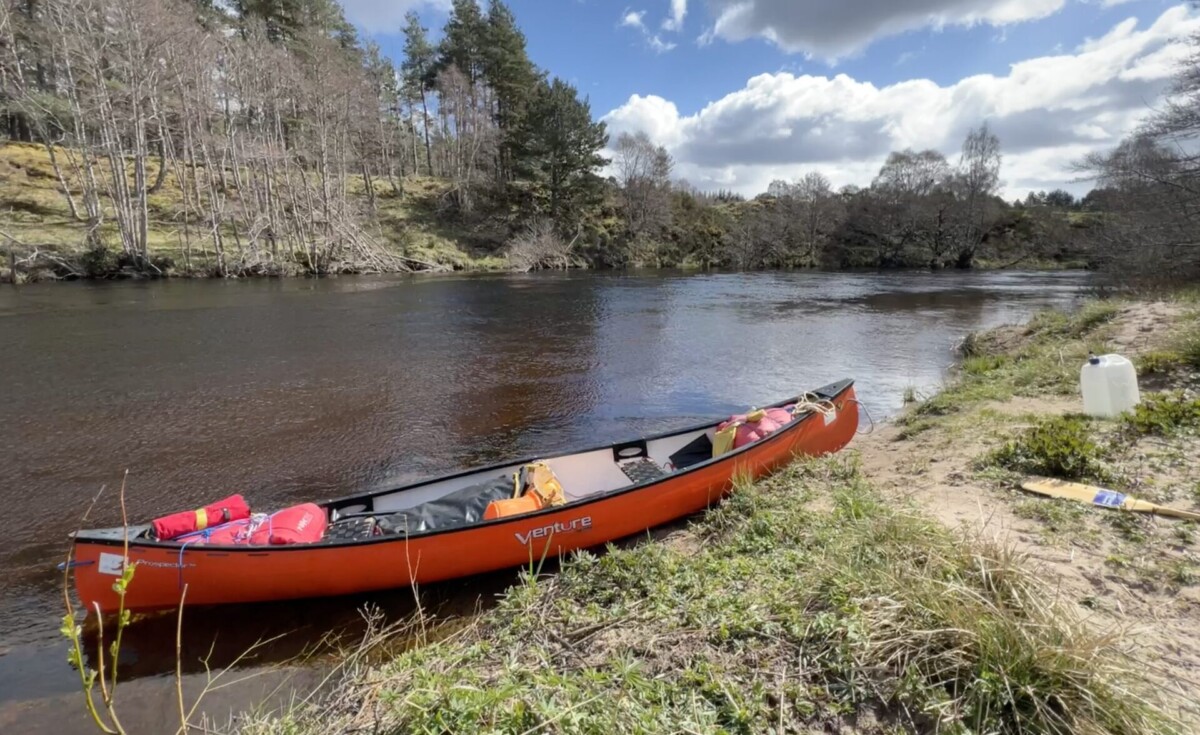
[1137,350,1185,375]
[244,457,1176,735]
[897,302,1122,434]
[1025,300,1121,340]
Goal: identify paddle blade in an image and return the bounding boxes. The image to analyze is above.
[1020,478,1125,507]
[1020,477,1200,521]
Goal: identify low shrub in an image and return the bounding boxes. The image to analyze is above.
[79,244,119,278]
[986,415,1110,481]
[1124,391,1200,437]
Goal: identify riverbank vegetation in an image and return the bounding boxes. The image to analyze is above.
[4,0,1178,282]
[237,457,1174,735]
[219,297,1200,735]
[45,296,1200,732]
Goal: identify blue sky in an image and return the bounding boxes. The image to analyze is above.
[340,0,1197,198]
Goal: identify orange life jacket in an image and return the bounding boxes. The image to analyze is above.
[484,462,566,520]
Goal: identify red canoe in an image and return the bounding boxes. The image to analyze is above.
[72,380,859,613]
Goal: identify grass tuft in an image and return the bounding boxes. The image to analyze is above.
[1178,325,1200,370]
[962,354,1011,376]
[1027,301,1121,340]
[1137,350,1185,375]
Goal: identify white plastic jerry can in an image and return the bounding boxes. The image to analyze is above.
[1080,354,1140,418]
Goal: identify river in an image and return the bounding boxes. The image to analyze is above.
[0,269,1090,733]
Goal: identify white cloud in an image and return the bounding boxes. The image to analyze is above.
[338,0,449,33]
[649,36,679,52]
[704,0,1066,59]
[663,0,688,31]
[603,5,1198,198]
[620,7,678,52]
[622,10,647,29]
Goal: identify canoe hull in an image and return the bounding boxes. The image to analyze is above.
[73,385,858,612]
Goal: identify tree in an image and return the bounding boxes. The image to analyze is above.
[359,41,401,200]
[438,0,487,84]
[864,149,954,267]
[1077,31,1200,282]
[1082,135,1199,280]
[234,0,357,48]
[482,0,539,186]
[1043,189,1075,208]
[792,172,841,266]
[613,131,673,240]
[437,63,496,213]
[954,123,1002,268]
[516,78,608,231]
[400,11,435,174]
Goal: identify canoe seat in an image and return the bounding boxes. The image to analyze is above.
[325,516,378,541]
[619,457,667,485]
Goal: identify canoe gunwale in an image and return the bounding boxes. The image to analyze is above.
[74,379,855,552]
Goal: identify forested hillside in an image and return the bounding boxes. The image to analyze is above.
[0,0,611,277]
[0,0,1191,280]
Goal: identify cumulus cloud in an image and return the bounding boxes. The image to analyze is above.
[705,0,1066,59]
[602,5,1198,198]
[338,0,450,33]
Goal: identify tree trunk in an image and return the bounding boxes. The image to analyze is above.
[419,88,433,175]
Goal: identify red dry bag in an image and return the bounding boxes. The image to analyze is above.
[190,503,327,546]
[152,495,251,541]
[718,407,794,450]
[266,503,327,545]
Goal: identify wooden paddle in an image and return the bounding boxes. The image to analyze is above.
[1021,477,1200,521]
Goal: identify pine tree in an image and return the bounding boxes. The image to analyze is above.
[234,0,356,50]
[482,0,540,185]
[438,0,487,84]
[516,78,609,229]
[401,11,436,175]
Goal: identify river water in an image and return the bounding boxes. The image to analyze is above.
[0,269,1090,732]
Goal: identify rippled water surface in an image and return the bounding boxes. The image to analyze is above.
[0,269,1090,732]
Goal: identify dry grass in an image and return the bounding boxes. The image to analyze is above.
[0,142,507,277]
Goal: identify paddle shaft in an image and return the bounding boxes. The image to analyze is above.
[1124,498,1200,521]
